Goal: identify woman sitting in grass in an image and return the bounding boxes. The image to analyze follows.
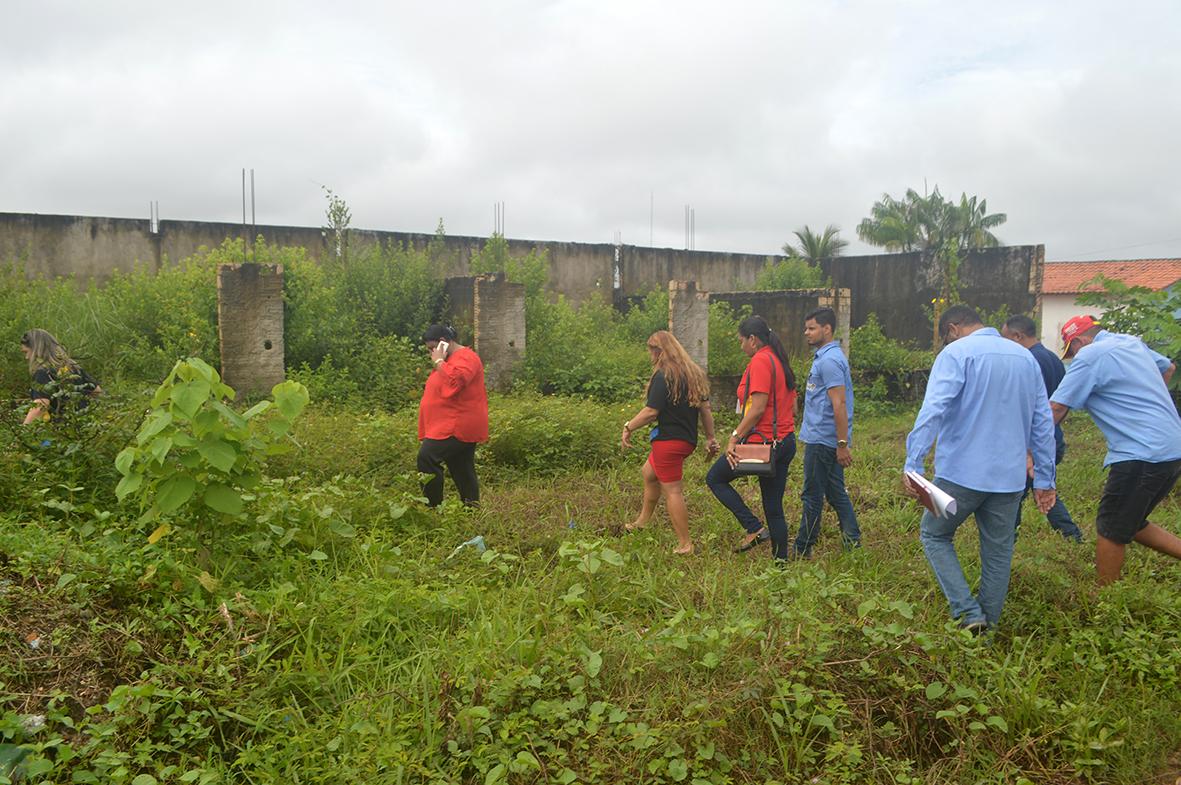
[20,329,101,425]
[622,330,719,554]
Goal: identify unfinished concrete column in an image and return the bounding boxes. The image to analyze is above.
[817,287,853,356]
[217,263,285,395]
[669,280,710,371]
[473,273,526,392]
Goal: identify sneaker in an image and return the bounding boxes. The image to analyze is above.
[958,620,988,637]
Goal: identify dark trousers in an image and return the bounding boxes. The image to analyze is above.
[706,435,797,559]
[795,442,861,555]
[417,437,480,507]
[1014,444,1082,541]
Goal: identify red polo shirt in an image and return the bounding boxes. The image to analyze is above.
[418,347,489,443]
[736,346,796,439]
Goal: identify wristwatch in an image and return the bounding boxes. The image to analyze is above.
[837,439,848,447]
[623,420,633,432]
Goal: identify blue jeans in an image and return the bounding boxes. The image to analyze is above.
[707,435,797,560]
[919,478,1023,627]
[794,442,861,555]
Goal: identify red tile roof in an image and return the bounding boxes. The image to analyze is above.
[1043,259,1181,294]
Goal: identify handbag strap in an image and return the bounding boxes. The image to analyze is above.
[741,349,780,443]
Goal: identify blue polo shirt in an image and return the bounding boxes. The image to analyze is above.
[905,327,1056,492]
[1050,331,1181,466]
[799,341,854,448]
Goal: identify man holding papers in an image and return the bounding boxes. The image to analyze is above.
[1050,315,1181,585]
[904,306,1057,633]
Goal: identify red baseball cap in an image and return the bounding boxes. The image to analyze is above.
[1060,315,1099,358]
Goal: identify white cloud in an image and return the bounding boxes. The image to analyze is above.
[2,0,1179,259]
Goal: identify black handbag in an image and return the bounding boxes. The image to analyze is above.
[733,354,782,478]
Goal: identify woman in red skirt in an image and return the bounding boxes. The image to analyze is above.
[622,330,719,554]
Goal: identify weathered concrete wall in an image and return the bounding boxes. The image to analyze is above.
[709,288,852,359]
[0,213,161,278]
[474,273,526,392]
[620,245,773,297]
[668,280,710,370]
[820,245,1043,348]
[217,264,285,395]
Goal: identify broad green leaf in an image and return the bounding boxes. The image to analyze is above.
[267,419,292,437]
[204,483,244,515]
[987,715,1009,733]
[198,438,238,473]
[242,400,271,419]
[156,476,196,513]
[599,547,624,566]
[667,759,688,782]
[148,436,173,464]
[926,682,947,700]
[136,411,173,444]
[485,763,506,785]
[585,650,603,677]
[116,472,144,500]
[179,452,202,469]
[211,400,246,429]
[810,714,835,731]
[193,409,221,436]
[272,380,309,420]
[857,599,877,617]
[185,357,217,383]
[115,446,136,475]
[308,550,328,561]
[56,573,76,589]
[196,571,218,592]
[131,774,159,785]
[171,380,211,419]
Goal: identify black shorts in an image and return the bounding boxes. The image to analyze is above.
[1095,459,1181,544]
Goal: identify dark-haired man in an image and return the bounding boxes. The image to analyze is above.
[794,307,861,556]
[1000,314,1083,542]
[904,305,1057,632]
[1050,315,1181,585]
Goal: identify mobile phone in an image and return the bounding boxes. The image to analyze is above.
[436,340,449,355]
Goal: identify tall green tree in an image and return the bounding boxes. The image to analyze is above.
[782,224,849,262]
[857,187,1007,342]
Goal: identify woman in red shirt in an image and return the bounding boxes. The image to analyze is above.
[706,315,798,560]
[417,325,489,507]
[621,331,719,554]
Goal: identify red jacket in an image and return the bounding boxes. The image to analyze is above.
[417,347,489,443]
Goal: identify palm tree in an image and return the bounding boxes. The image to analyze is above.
[782,224,849,262]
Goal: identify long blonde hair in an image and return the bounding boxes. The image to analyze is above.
[21,329,74,375]
[646,330,710,407]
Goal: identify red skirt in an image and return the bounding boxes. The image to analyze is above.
[647,439,695,483]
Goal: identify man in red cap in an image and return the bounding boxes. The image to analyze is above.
[1050,315,1180,584]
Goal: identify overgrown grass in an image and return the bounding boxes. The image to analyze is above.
[1,394,1179,784]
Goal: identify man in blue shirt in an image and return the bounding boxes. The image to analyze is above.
[1001,314,1083,542]
[794,307,861,557]
[1050,314,1181,585]
[904,306,1057,633]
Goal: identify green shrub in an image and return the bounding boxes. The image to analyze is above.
[484,393,628,476]
[708,300,752,376]
[850,313,933,403]
[754,256,827,291]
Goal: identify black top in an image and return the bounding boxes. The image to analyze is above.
[645,370,700,445]
[1028,341,1067,458]
[30,365,99,417]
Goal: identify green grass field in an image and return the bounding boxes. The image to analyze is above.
[1,399,1179,784]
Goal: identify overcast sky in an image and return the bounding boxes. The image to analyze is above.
[3,1,1179,261]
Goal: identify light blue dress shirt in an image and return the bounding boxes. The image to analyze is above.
[1050,330,1181,466]
[799,341,854,448]
[905,327,1056,492]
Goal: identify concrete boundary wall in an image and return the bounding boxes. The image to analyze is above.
[709,288,852,359]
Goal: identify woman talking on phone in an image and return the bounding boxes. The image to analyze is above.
[417,324,488,507]
[706,315,798,560]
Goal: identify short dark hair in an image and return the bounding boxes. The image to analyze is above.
[804,307,837,331]
[422,324,458,342]
[937,305,982,339]
[1003,314,1038,337]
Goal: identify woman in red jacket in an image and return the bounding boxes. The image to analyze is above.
[417,325,489,507]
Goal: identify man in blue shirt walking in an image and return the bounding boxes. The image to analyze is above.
[794,307,861,557]
[904,306,1057,633]
[1001,314,1084,542]
[1050,315,1181,585]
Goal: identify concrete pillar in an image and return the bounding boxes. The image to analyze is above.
[668,280,710,371]
[818,287,853,356]
[217,263,285,395]
[473,273,526,392]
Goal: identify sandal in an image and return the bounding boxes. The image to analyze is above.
[733,528,769,553]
